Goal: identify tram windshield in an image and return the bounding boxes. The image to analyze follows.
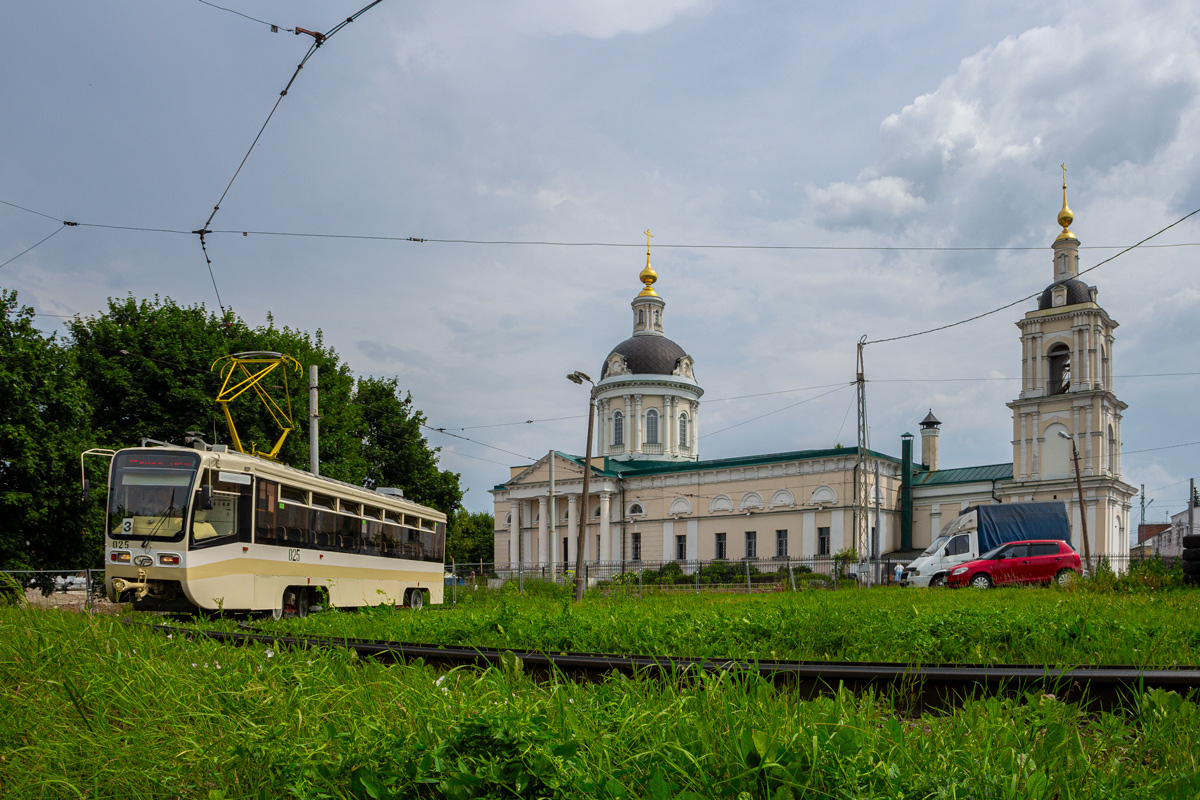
[109,451,200,541]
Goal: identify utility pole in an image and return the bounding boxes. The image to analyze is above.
[1141,485,1156,556]
[1070,436,1091,572]
[568,371,596,602]
[309,365,319,475]
[855,336,870,581]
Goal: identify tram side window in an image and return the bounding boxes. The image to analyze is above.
[403,526,424,560]
[431,522,446,562]
[380,521,402,557]
[312,509,340,551]
[280,501,312,548]
[192,470,252,547]
[361,519,382,556]
[256,480,280,545]
[337,513,359,553]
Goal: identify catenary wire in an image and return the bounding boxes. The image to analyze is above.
[194,0,295,32]
[192,0,385,315]
[863,205,1200,346]
[701,383,853,439]
[0,225,70,270]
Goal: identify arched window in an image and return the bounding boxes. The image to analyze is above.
[739,493,763,511]
[678,412,689,448]
[653,309,661,328]
[636,309,645,326]
[709,494,733,513]
[1101,344,1109,388]
[628,502,645,517]
[669,497,692,516]
[645,409,659,444]
[1047,343,1071,394]
[612,411,624,446]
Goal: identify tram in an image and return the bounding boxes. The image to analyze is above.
[99,441,445,616]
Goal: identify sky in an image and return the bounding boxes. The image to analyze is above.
[3,0,1198,520]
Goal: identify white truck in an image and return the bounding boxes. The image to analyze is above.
[901,502,1071,588]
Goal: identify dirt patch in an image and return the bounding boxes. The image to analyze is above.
[21,589,122,614]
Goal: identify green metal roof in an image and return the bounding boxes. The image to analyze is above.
[912,462,1013,486]
[525,446,898,483]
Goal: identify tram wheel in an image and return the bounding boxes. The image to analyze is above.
[407,588,425,611]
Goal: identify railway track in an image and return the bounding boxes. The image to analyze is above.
[141,621,1200,709]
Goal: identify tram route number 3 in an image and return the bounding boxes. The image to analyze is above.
[287,549,301,562]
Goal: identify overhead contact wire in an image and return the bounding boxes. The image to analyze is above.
[193,0,385,315]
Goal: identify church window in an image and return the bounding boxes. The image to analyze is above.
[818,527,830,556]
[631,532,641,561]
[676,534,687,561]
[653,309,661,327]
[612,411,624,446]
[645,409,659,444]
[1047,343,1071,394]
[636,309,645,327]
[775,530,788,558]
[714,532,727,559]
[744,531,757,559]
[678,412,689,449]
[628,502,645,517]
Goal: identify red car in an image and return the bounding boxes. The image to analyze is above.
[946,539,1080,588]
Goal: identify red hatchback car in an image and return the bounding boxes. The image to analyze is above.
[946,539,1080,589]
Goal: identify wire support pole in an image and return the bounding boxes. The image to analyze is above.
[855,336,871,579]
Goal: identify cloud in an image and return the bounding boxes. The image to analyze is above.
[807,176,927,231]
[806,0,1200,244]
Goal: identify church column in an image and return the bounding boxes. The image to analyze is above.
[633,395,643,454]
[537,496,548,566]
[599,492,613,562]
[628,393,638,450]
[598,399,608,456]
[1034,333,1044,394]
[665,396,676,457]
[1084,405,1094,476]
[691,403,699,451]
[1031,411,1041,478]
[511,496,520,566]
[566,493,578,568]
[1018,412,1028,480]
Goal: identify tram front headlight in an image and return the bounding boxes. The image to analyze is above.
[111,551,131,563]
[158,554,180,566]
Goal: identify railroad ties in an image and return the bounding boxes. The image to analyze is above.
[144,621,1200,711]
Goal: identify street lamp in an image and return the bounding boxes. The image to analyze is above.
[567,370,596,602]
[1058,430,1092,572]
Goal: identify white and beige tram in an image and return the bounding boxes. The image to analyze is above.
[102,442,445,616]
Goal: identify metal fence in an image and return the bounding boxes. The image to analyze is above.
[447,555,910,593]
[1,569,110,611]
[448,552,1177,594]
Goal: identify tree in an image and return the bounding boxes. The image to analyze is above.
[446,508,495,565]
[0,289,102,569]
[355,376,462,515]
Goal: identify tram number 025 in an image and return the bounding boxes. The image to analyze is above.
[287,548,301,562]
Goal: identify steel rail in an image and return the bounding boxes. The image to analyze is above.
[142,621,1200,708]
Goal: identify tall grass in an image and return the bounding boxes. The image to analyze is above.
[237,583,1200,667]
[3,607,1200,798]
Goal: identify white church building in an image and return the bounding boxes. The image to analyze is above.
[490,186,1136,573]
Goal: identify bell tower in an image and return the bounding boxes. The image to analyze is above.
[1000,168,1135,561]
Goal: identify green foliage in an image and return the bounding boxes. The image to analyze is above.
[832,548,857,582]
[6,607,1200,798]
[0,290,102,569]
[1,288,460,569]
[446,508,495,565]
[356,375,462,514]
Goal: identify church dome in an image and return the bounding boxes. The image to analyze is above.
[601,335,688,378]
[1038,278,1091,310]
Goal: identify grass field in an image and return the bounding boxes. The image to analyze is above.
[4,585,1200,798]
[249,581,1200,667]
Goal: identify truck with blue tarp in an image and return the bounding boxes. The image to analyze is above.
[901,501,1071,587]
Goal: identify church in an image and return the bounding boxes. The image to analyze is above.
[490,185,1136,573]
